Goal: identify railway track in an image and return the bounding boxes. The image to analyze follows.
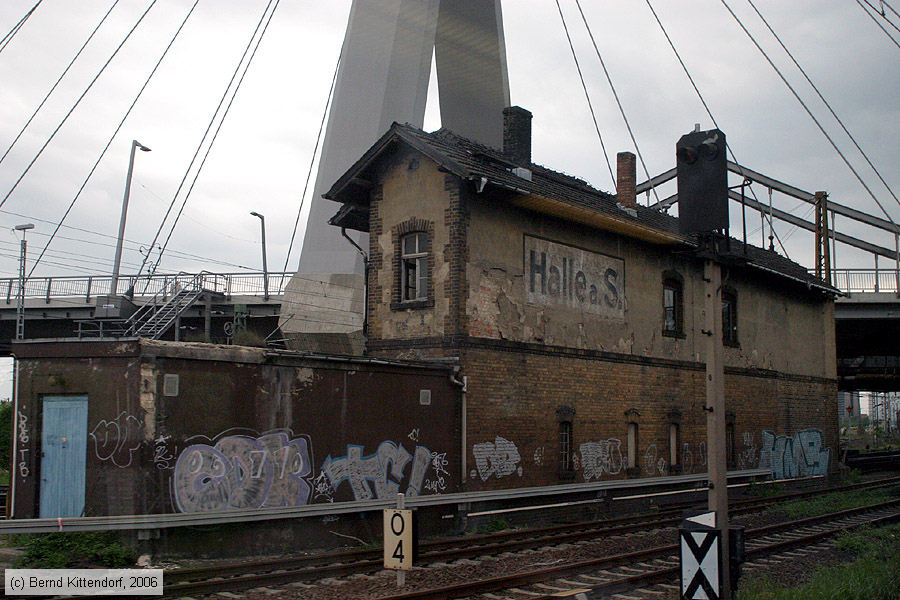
[147,475,900,599]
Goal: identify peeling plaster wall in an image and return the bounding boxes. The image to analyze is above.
[463,194,835,379]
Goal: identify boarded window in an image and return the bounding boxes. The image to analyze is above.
[627,422,638,469]
[669,423,680,467]
[722,289,738,345]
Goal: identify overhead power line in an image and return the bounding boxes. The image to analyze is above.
[0,0,159,210]
[857,0,900,49]
[573,0,662,207]
[746,0,900,214]
[138,0,280,280]
[0,0,42,55]
[0,1,120,167]
[554,0,616,189]
[281,46,343,277]
[29,0,200,278]
[720,0,897,226]
[641,0,791,258]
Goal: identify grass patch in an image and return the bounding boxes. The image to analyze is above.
[479,517,513,533]
[735,524,900,600]
[772,488,893,520]
[17,532,136,568]
[746,481,784,498]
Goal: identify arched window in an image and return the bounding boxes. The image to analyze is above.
[401,232,429,301]
[662,272,684,337]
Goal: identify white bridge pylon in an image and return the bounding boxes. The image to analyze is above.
[297,0,510,275]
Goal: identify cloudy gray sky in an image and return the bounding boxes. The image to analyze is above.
[0,0,898,284]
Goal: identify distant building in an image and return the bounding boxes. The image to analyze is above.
[327,107,840,487]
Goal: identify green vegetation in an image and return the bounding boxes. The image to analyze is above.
[735,524,900,600]
[479,516,513,533]
[16,532,136,568]
[769,487,896,520]
[746,480,783,498]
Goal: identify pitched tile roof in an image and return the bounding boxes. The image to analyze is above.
[326,122,838,295]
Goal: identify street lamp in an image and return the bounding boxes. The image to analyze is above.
[14,223,34,340]
[111,140,151,296]
[250,211,269,301]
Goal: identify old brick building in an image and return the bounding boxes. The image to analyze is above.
[327,106,839,490]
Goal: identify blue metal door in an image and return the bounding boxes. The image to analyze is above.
[40,396,88,518]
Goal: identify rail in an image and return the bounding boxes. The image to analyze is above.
[0,469,770,533]
[0,271,293,304]
[820,268,900,294]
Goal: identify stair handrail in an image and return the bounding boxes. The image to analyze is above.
[125,272,208,336]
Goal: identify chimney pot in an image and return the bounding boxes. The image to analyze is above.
[503,106,532,165]
[617,151,637,209]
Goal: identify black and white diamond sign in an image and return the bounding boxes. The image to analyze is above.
[679,513,721,600]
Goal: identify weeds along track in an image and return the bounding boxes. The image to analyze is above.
[152,475,900,599]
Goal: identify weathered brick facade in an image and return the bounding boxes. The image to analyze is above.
[331,116,839,490]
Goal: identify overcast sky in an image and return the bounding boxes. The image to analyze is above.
[0,0,898,283]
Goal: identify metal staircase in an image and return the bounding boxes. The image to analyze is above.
[124,272,211,339]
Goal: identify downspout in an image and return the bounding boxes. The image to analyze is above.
[340,228,369,340]
[9,357,19,517]
[449,367,467,484]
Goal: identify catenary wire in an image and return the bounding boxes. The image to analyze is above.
[137,0,277,280]
[281,45,342,278]
[0,0,41,55]
[150,0,282,278]
[862,0,900,34]
[857,0,900,49]
[0,1,120,167]
[28,0,200,279]
[573,0,662,207]
[554,0,616,189]
[0,0,159,210]
[641,0,791,258]
[747,0,900,213]
[720,0,897,226]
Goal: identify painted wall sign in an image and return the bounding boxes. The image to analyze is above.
[524,235,624,318]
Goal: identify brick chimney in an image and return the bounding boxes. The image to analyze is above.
[503,106,532,165]
[616,151,637,208]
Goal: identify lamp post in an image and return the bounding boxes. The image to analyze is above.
[250,211,269,301]
[14,223,34,340]
[111,140,151,296]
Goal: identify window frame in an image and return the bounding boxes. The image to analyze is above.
[400,232,429,302]
[662,271,685,338]
[722,287,739,346]
[556,406,576,480]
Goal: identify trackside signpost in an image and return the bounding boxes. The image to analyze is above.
[680,511,722,599]
[384,493,415,587]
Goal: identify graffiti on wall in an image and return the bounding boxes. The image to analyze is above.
[17,407,29,478]
[580,439,623,480]
[643,444,666,477]
[424,451,451,494]
[153,434,177,470]
[758,429,830,479]
[90,411,142,468]
[322,441,432,501]
[471,436,522,481]
[172,428,313,513]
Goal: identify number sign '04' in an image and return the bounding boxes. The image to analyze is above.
[383,509,414,570]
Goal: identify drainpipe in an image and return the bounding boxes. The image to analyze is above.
[340,228,369,339]
[9,358,18,517]
[449,367,468,484]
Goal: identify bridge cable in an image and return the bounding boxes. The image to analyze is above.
[720,0,897,226]
[573,0,662,207]
[857,0,900,49]
[138,0,278,283]
[553,0,616,189]
[0,0,158,210]
[0,0,42,55]
[642,0,791,257]
[28,0,200,279]
[281,44,343,280]
[862,0,900,35]
[747,0,900,215]
[0,1,120,167]
[150,0,282,280]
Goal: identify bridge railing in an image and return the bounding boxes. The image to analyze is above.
[824,268,900,294]
[0,272,295,304]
